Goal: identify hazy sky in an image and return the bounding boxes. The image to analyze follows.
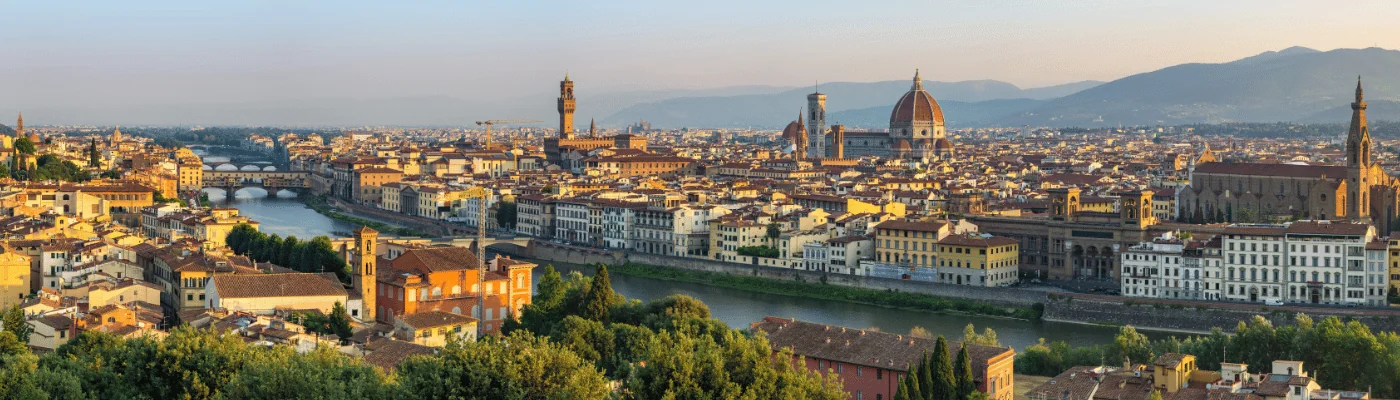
[4,0,1400,125]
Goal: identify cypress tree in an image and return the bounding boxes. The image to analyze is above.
[894,370,912,400]
[580,264,614,322]
[919,350,934,400]
[931,336,955,400]
[955,343,977,398]
[906,362,924,400]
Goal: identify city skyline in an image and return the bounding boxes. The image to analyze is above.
[5,1,1400,125]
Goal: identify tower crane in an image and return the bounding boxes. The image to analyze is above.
[462,185,493,337]
[475,119,541,150]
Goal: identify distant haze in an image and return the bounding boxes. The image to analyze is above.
[3,1,1400,126]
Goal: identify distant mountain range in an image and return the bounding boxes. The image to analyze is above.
[605,46,1400,129]
[600,80,1101,129]
[996,47,1400,127]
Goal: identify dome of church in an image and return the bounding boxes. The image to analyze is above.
[781,120,804,141]
[889,70,945,127]
[893,139,912,151]
[934,137,954,149]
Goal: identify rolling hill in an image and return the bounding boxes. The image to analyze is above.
[995,47,1400,127]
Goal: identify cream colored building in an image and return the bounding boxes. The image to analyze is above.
[393,310,478,347]
[206,273,348,315]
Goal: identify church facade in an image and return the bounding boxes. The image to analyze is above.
[1178,79,1400,234]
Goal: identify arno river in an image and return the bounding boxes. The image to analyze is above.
[207,175,1173,350]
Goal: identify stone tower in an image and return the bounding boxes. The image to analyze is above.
[793,109,807,160]
[558,74,576,139]
[1346,77,1373,219]
[588,118,596,137]
[15,113,23,139]
[1120,190,1156,229]
[830,125,845,159]
[1347,77,1371,169]
[1049,187,1081,222]
[807,84,827,158]
[353,226,379,322]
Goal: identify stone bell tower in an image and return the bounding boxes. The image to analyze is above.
[353,226,379,322]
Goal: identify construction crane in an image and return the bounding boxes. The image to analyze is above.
[475,119,541,150]
[463,185,492,337]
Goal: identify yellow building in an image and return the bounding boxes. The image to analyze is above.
[1152,353,1197,393]
[0,252,32,308]
[393,310,478,347]
[710,218,771,262]
[936,234,1019,287]
[176,148,204,192]
[1390,238,1400,294]
[206,273,348,315]
[874,220,953,268]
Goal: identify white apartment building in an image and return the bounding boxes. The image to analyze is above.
[1222,225,1286,304]
[1280,221,1374,306]
[1120,239,1183,299]
[1201,237,1224,300]
[555,200,591,244]
[1364,241,1389,307]
[1125,221,1386,307]
[601,203,640,250]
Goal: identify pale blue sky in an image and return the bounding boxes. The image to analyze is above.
[3,1,1399,125]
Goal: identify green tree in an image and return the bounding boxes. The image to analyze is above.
[0,331,28,357]
[930,336,956,400]
[580,264,615,322]
[87,138,101,168]
[397,331,610,399]
[495,200,517,230]
[1109,325,1154,367]
[1,305,31,344]
[625,328,844,400]
[327,302,353,340]
[13,137,34,155]
[955,343,977,398]
[766,222,781,242]
[962,323,1000,347]
[1150,389,1164,400]
[217,347,390,400]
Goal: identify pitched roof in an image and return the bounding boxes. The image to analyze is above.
[751,317,1012,381]
[211,273,347,299]
[1194,162,1346,179]
[391,246,481,275]
[396,310,476,330]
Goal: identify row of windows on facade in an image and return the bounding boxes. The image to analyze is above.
[879,239,1015,254]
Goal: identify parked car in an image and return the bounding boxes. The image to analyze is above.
[1264,299,1284,306]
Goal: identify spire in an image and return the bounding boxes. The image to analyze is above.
[912,68,923,90]
[1355,75,1365,105]
[589,118,596,137]
[564,71,570,81]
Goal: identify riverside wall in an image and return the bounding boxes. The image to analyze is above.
[517,240,1400,334]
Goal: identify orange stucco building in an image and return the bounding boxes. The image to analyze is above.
[374,245,535,334]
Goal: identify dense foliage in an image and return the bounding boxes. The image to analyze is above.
[12,154,91,182]
[894,336,976,400]
[507,264,847,399]
[1016,315,1400,397]
[610,262,1041,320]
[224,223,352,282]
[735,245,780,258]
[495,200,517,230]
[0,264,845,399]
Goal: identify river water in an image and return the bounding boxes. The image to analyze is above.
[202,152,1167,350]
[218,189,1161,349]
